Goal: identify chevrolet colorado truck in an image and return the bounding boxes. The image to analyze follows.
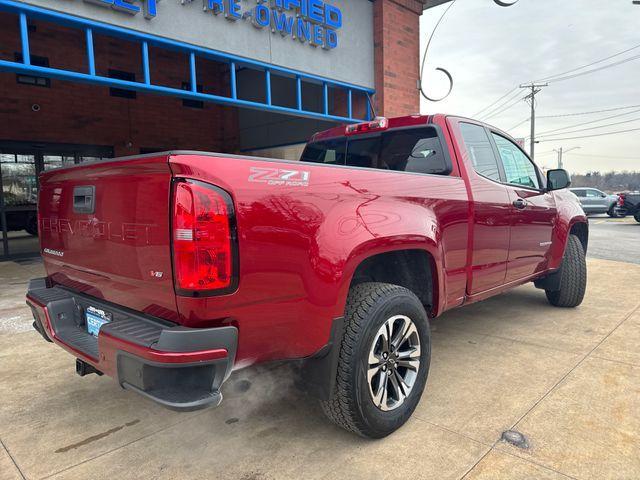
[26,114,588,438]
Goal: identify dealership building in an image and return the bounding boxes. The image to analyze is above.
[0,0,442,257]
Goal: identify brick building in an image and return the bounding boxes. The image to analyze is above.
[0,0,434,256]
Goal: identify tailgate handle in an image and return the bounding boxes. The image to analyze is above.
[73,186,95,214]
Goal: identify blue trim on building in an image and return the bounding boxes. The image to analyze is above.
[0,0,374,123]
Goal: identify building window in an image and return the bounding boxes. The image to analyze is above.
[181,82,204,109]
[14,53,51,88]
[108,69,137,99]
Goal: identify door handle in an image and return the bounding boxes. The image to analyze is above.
[513,198,527,210]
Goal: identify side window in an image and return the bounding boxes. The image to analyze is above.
[459,123,501,182]
[586,189,602,198]
[491,133,540,189]
[574,189,586,197]
[379,129,450,175]
[300,138,346,165]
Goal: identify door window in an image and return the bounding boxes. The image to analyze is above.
[459,123,501,182]
[586,189,603,198]
[491,133,540,189]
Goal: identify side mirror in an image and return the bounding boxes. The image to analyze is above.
[546,169,571,191]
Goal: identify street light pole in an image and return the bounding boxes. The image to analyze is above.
[553,146,580,169]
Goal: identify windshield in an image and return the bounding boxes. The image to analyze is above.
[301,126,451,175]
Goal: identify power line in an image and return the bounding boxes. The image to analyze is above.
[535,43,640,82]
[482,93,528,121]
[508,117,529,131]
[537,116,640,138]
[537,127,640,142]
[475,45,640,121]
[478,89,523,120]
[536,108,640,135]
[473,86,519,117]
[538,104,640,118]
[546,54,640,83]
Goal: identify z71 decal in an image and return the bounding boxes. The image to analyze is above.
[248,167,310,187]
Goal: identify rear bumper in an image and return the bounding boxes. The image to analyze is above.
[26,278,237,411]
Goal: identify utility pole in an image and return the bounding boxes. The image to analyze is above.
[519,82,548,161]
[553,146,580,170]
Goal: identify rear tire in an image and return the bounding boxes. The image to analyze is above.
[634,212,640,223]
[320,282,431,438]
[545,234,587,308]
[607,206,618,218]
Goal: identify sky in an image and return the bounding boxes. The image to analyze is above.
[419,0,640,174]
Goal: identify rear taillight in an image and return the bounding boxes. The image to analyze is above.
[618,194,625,207]
[172,179,236,294]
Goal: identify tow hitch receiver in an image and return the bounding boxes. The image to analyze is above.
[76,358,103,377]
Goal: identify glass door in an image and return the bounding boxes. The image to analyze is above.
[0,142,113,258]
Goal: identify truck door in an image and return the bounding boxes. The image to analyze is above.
[454,121,511,294]
[488,132,557,282]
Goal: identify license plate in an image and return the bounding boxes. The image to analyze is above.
[86,306,111,337]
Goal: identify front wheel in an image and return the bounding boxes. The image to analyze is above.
[320,282,431,438]
[545,234,587,308]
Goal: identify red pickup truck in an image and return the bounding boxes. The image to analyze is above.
[26,114,587,438]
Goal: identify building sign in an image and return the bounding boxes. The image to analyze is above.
[82,0,343,50]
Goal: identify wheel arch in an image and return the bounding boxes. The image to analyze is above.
[348,249,439,315]
[335,236,444,320]
[569,220,589,253]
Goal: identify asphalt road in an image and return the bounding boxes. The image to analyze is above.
[587,214,640,264]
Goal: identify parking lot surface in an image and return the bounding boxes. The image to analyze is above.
[1,255,640,479]
[587,215,640,264]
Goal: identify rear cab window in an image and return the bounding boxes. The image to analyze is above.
[301,126,453,176]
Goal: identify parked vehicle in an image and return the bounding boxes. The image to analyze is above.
[26,115,588,438]
[615,191,640,222]
[2,192,38,235]
[569,187,618,216]
[4,208,38,236]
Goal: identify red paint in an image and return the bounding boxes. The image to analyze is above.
[35,114,587,374]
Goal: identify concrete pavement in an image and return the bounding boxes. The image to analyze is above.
[1,257,639,480]
[586,215,640,265]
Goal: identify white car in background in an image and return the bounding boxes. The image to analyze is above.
[570,188,619,216]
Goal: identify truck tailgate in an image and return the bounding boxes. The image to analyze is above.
[38,155,179,321]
